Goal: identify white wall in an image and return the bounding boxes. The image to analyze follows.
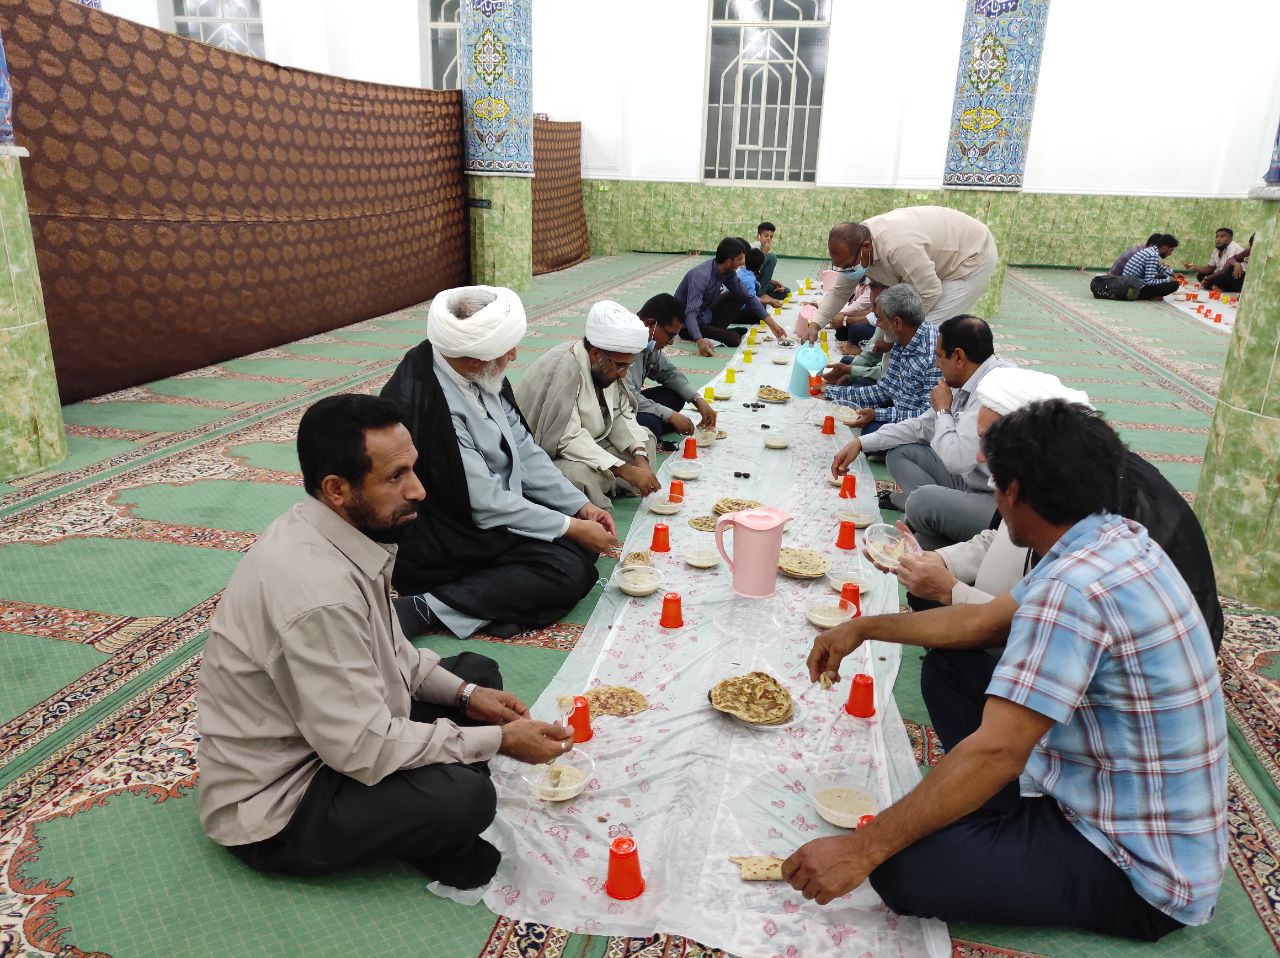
[98,0,161,29]
[1023,0,1280,197]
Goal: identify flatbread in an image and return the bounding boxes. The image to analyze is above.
[713,497,762,516]
[710,672,794,725]
[819,672,834,691]
[689,515,719,532]
[729,856,785,881]
[757,385,791,404]
[621,550,652,569]
[582,685,649,718]
[778,547,829,578]
[716,429,728,439]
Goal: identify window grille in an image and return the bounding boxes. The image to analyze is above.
[422,0,461,90]
[170,0,265,59]
[704,0,830,183]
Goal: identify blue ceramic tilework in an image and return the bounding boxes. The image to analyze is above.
[461,0,532,175]
[0,30,12,145]
[943,0,1050,189]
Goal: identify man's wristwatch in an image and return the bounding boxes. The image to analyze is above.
[459,682,478,714]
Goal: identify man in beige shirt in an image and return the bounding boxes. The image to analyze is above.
[516,301,661,511]
[197,394,572,889]
[826,207,998,325]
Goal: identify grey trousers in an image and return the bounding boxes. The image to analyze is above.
[886,443,997,551]
[555,435,658,511]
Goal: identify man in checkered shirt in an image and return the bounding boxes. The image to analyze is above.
[1121,235,1180,300]
[824,283,941,436]
[789,400,1226,940]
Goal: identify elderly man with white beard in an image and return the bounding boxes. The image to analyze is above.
[381,286,618,641]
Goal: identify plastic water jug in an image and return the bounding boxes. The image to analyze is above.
[788,343,828,397]
[715,507,793,598]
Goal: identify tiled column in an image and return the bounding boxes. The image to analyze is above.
[0,30,67,481]
[942,0,1051,316]
[462,0,533,290]
[1196,189,1280,606]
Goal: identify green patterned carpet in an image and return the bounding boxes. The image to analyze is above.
[0,259,1276,958]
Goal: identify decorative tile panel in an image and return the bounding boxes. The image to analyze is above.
[461,0,532,175]
[943,0,1050,189]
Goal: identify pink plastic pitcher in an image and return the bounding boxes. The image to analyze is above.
[715,507,793,599]
[820,268,841,293]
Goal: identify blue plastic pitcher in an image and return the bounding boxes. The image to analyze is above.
[788,343,827,398]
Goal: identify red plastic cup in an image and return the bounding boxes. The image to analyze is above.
[845,672,875,718]
[650,523,671,553]
[568,695,593,743]
[835,519,857,550]
[682,437,697,460]
[856,814,876,828]
[669,479,685,499]
[605,835,646,900]
[839,582,861,616]
[839,474,857,499]
[1214,313,1223,324]
[659,592,684,628]
[821,415,836,435]
[808,374,824,397]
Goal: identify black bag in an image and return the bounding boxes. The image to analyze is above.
[1090,274,1143,300]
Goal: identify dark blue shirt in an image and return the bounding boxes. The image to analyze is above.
[673,258,768,340]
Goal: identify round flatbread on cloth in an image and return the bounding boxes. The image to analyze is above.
[689,515,719,532]
[713,497,763,515]
[710,672,794,725]
[582,685,649,717]
[757,385,791,403]
[621,551,652,569]
[778,547,829,578]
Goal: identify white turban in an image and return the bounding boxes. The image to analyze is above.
[976,367,1092,417]
[585,300,648,353]
[427,285,527,361]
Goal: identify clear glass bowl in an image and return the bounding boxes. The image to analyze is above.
[521,748,596,802]
[862,522,917,572]
[615,566,663,597]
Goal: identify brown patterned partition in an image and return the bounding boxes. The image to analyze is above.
[1,0,467,402]
[531,118,589,276]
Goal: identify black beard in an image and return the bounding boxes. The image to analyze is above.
[590,368,611,390]
[348,495,416,543]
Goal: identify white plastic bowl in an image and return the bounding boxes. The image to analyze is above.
[683,548,721,569]
[835,506,874,529]
[521,749,596,802]
[616,566,663,597]
[670,461,704,481]
[763,435,790,449]
[811,772,876,829]
[647,493,685,516]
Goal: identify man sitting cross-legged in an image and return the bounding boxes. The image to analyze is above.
[788,399,1226,941]
[517,300,662,511]
[626,292,718,445]
[824,283,940,436]
[381,286,618,641]
[832,314,1008,549]
[197,394,574,890]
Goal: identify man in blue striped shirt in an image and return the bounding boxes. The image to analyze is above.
[825,283,940,435]
[1121,235,1179,300]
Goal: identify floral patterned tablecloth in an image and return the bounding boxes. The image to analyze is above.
[483,313,950,958]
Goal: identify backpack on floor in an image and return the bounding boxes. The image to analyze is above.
[1090,274,1143,300]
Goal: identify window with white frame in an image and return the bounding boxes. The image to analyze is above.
[421,0,461,90]
[704,0,830,183]
[166,0,265,58]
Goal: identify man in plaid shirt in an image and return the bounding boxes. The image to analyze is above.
[825,283,940,435]
[1121,235,1180,300]
[789,400,1226,940]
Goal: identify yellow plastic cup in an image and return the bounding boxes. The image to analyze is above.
[744,349,753,364]
[773,307,782,317]
[703,386,714,402]
[747,329,757,346]
[726,367,736,384]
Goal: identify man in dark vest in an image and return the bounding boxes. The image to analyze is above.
[381,286,617,639]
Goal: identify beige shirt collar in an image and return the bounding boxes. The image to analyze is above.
[297,495,395,582]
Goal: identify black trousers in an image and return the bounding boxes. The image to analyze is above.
[229,653,503,886]
[868,648,1185,941]
[834,321,877,344]
[679,293,752,348]
[1201,270,1244,293]
[432,537,597,638]
[1137,280,1179,300]
[637,385,689,439]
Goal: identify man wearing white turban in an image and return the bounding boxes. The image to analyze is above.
[886,368,1223,656]
[381,287,619,641]
[516,300,661,510]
